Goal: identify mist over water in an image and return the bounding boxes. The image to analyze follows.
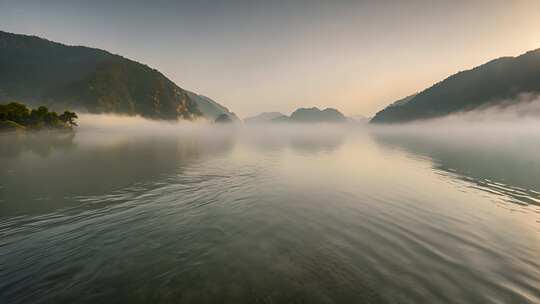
[374,96,540,133]
[1,113,540,303]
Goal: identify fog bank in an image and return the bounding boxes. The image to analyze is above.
[371,96,540,139]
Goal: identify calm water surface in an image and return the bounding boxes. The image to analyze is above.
[1,122,539,304]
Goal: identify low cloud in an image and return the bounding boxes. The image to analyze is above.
[371,94,540,139]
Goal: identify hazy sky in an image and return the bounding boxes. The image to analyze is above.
[1,0,540,117]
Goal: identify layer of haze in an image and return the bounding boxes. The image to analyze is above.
[2,0,540,117]
[78,95,540,137]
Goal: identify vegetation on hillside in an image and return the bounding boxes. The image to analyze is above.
[0,102,78,131]
[0,31,201,120]
[371,49,540,123]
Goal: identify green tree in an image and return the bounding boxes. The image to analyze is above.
[43,111,60,127]
[29,106,50,126]
[1,102,78,131]
[59,111,78,127]
[0,104,7,121]
[5,102,30,124]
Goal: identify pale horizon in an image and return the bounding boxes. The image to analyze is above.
[1,0,540,118]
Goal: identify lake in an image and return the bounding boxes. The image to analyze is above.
[1,118,539,304]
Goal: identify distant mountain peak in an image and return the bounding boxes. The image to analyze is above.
[289,107,347,123]
[244,112,286,123]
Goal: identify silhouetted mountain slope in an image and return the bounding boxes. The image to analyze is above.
[371,49,540,123]
[0,31,212,119]
[185,91,238,121]
[244,112,286,123]
[288,107,347,123]
[268,107,347,123]
[386,94,418,109]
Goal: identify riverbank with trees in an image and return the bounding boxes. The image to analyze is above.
[0,102,78,132]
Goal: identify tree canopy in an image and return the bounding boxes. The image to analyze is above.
[0,102,78,131]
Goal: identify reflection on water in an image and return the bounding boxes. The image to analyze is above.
[0,131,77,158]
[372,129,540,207]
[0,130,235,216]
[1,123,539,304]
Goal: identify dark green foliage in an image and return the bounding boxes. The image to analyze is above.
[0,31,201,120]
[0,102,78,131]
[59,111,78,127]
[371,49,540,123]
[0,102,30,124]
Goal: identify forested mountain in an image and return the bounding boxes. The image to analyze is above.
[371,49,540,123]
[0,31,228,120]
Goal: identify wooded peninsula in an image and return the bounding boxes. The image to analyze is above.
[0,102,78,132]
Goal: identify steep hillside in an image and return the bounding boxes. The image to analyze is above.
[0,31,202,119]
[371,49,540,123]
[185,91,238,121]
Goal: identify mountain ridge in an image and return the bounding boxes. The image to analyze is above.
[0,30,233,120]
[252,107,347,123]
[371,48,540,123]
[288,107,347,123]
[185,91,239,121]
[244,112,287,123]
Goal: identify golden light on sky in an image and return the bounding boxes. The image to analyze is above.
[1,0,540,117]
